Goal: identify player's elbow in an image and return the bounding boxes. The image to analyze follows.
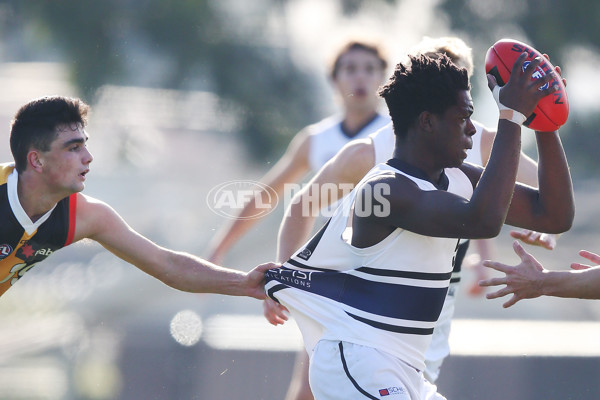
[542,210,574,234]
[477,222,504,239]
[557,205,575,233]
[469,213,506,239]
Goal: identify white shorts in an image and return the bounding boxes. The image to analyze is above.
[309,340,447,400]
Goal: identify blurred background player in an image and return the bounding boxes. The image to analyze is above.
[206,39,391,264]
[268,36,560,400]
[0,96,275,302]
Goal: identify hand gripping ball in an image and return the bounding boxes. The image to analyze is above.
[485,38,569,131]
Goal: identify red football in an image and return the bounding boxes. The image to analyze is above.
[485,38,569,132]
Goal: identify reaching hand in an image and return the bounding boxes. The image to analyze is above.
[478,241,546,308]
[570,250,600,270]
[263,297,290,325]
[510,229,558,250]
[245,262,279,300]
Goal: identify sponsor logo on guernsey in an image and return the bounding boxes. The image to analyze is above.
[0,244,12,260]
[379,386,406,396]
[16,242,54,262]
[268,268,313,288]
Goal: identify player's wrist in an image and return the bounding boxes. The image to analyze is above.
[499,109,527,126]
[493,86,527,126]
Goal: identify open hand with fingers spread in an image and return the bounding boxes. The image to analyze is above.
[480,243,600,303]
[478,241,546,307]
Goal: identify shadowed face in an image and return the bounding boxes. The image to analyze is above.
[429,90,476,168]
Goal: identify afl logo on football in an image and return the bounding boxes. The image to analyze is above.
[207,180,279,220]
[0,244,13,260]
[522,61,549,90]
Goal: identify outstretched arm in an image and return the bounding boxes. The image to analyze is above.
[206,130,312,264]
[75,194,276,299]
[480,241,600,306]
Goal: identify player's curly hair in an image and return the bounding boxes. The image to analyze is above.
[10,96,89,172]
[378,54,470,138]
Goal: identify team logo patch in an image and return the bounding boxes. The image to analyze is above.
[297,248,312,261]
[0,244,13,260]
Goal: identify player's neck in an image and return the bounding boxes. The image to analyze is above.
[16,173,64,222]
[392,140,444,185]
[342,109,378,137]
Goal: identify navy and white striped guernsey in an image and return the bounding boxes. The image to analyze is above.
[265,161,473,372]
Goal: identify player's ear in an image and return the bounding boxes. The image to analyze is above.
[418,111,435,133]
[27,150,44,172]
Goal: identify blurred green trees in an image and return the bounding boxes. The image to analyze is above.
[0,0,323,162]
[1,0,599,176]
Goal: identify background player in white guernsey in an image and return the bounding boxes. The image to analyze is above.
[0,96,274,301]
[206,39,391,264]
[267,36,560,400]
[265,53,574,399]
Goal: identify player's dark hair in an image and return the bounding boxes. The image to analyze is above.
[10,96,90,172]
[330,41,388,79]
[378,54,470,138]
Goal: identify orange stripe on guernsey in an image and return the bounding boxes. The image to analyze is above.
[0,231,37,296]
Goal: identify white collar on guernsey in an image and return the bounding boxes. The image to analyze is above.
[7,168,56,235]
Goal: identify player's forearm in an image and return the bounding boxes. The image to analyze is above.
[470,121,522,232]
[541,268,600,299]
[533,131,574,232]
[162,251,251,296]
